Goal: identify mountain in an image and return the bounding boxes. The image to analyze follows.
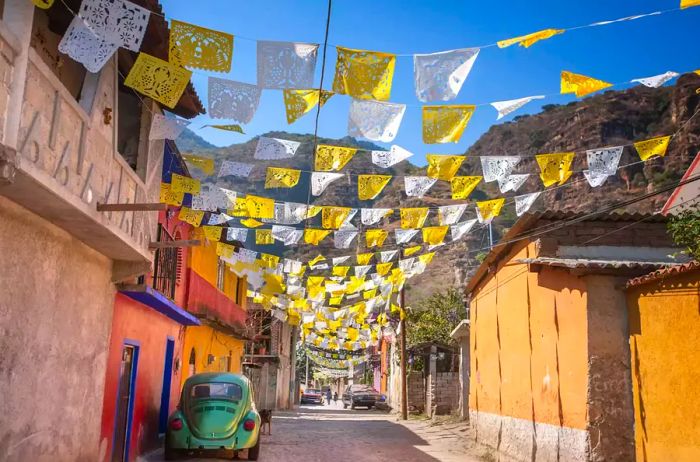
[177,72,700,305]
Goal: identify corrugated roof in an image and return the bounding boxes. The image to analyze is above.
[625,261,700,288]
[516,257,673,271]
[465,211,668,295]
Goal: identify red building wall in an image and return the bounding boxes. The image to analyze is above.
[99,294,184,461]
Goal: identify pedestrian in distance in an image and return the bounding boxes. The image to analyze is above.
[326,389,332,406]
[333,391,338,404]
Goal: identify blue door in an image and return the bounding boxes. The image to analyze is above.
[112,341,139,462]
[159,337,176,433]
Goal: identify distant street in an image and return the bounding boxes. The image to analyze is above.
[144,403,485,462]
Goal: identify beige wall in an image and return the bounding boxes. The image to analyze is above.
[0,196,114,462]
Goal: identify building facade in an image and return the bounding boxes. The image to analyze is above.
[0,1,201,460]
[465,211,686,462]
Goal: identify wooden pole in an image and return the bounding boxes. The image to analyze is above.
[97,202,167,212]
[400,285,408,421]
[148,240,200,249]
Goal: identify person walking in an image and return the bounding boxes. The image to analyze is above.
[333,391,338,404]
[326,389,332,406]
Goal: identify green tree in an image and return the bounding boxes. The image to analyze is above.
[406,288,467,347]
[667,206,700,260]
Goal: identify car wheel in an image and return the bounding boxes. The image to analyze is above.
[350,403,355,410]
[368,405,374,410]
[247,436,260,461]
[343,402,348,409]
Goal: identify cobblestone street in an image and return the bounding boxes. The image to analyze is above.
[144,404,488,462]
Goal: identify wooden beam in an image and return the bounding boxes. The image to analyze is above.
[97,202,167,212]
[149,240,201,249]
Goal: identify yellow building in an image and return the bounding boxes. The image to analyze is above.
[625,262,700,462]
[181,238,248,386]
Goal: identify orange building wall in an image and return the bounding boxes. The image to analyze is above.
[469,241,589,430]
[627,270,700,462]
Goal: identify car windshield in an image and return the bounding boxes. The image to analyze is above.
[305,389,321,394]
[190,382,242,402]
[351,385,376,393]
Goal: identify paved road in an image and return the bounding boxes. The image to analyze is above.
[144,403,484,462]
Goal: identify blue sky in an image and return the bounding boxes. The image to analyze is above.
[160,0,699,166]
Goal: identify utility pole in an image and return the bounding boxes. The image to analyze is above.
[399,286,408,421]
[488,222,493,249]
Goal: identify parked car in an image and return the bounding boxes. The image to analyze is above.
[165,372,261,460]
[301,388,324,405]
[342,384,381,410]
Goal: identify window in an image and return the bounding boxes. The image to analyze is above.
[116,78,143,172]
[190,383,242,402]
[152,225,178,300]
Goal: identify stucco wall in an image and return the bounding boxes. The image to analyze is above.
[626,271,700,462]
[0,196,114,462]
[99,293,184,462]
[180,325,244,388]
[469,241,590,461]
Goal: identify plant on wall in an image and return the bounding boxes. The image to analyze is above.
[667,206,700,260]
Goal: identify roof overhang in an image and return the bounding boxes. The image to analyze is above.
[119,284,201,326]
[450,320,470,340]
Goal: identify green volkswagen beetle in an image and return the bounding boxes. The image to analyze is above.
[165,372,261,460]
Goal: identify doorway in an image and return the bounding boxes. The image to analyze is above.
[112,342,139,462]
[159,337,176,434]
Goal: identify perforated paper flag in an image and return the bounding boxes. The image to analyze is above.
[400,208,430,229]
[191,185,236,211]
[178,207,204,227]
[372,145,413,168]
[315,145,358,171]
[422,226,449,245]
[404,245,421,257]
[634,136,671,161]
[515,192,541,216]
[322,207,353,229]
[357,253,373,265]
[450,176,482,200]
[308,172,343,197]
[241,218,264,228]
[58,17,120,73]
[244,195,275,219]
[497,29,564,48]
[404,176,437,198]
[480,156,521,183]
[361,208,392,225]
[170,173,200,194]
[490,96,545,120]
[682,0,700,8]
[438,204,467,225]
[160,183,184,206]
[219,161,253,178]
[427,155,465,181]
[255,137,301,160]
[395,228,419,244]
[333,256,351,266]
[380,250,399,263]
[227,228,248,242]
[283,89,334,124]
[583,170,610,187]
[182,154,214,175]
[272,225,303,245]
[333,47,396,101]
[208,213,232,226]
[476,198,506,223]
[257,40,318,89]
[334,230,358,249]
[124,53,192,108]
[268,202,309,225]
[632,71,679,88]
[587,146,623,176]
[79,0,150,52]
[304,229,331,245]
[265,167,301,188]
[413,48,479,102]
[348,99,406,142]
[204,124,244,133]
[536,153,575,187]
[365,229,388,248]
[451,219,477,241]
[355,265,372,278]
[423,105,475,144]
[497,174,529,193]
[169,20,233,72]
[561,71,612,98]
[147,114,190,142]
[358,175,392,201]
[208,77,261,122]
[32,0,54,8]
[256,229,275,245]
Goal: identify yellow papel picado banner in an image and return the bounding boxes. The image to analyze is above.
[426,155,465,181]
[400,208,430,229]
[634,136,671,161]
[265,167,301,188]
[451,176,482,200]
[422,105,475,144]
[476,198,506,221]
[560,71,612,98]
[283,89,334,124]
[498,29,565,48]
[333,47,396,101]
[536,152,575,187]
[358,174,392,200]
[315,145,358,171]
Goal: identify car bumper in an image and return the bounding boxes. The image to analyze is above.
[352,400,376,407]
[301,397,323,404]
